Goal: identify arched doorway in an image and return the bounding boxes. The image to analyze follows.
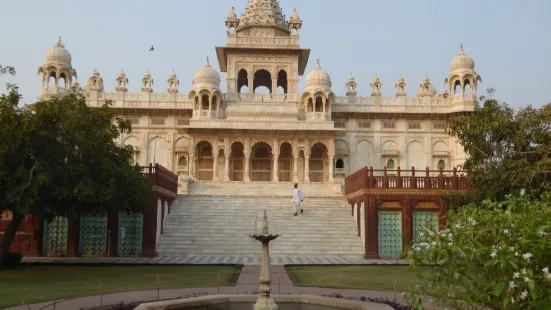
[231,142,245,181]
[237,69,248,94]
[310,143,328,182]
[197,141,213,181]
[279,142,293,182]
[253,69,272,94]
[277,70,288,94]
[251,142,272,182]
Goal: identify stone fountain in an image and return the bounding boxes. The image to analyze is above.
[249,209,280,310]
[135,210,387,310]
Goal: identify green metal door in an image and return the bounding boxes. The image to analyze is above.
[43,216,68,256]
[79,214,108,256]
[413,212,439,242]
[378,212,403,259]
[118,212,143,256]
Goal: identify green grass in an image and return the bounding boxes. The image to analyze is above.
[286,266,429,292]
[0,265,239,309]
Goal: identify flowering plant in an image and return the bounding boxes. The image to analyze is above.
[404,193,551,309]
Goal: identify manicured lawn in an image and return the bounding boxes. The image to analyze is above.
[286,266,428,292]
[0,265,239,309]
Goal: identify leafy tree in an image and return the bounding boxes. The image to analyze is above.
[404,194,551,309]
[0,68,151,267]
[446,96,551,206]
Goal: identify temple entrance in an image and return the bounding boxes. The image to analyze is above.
[310,143,328,182]
[231,142,245,181]
[197,141,214,181]
[279,142,293,182]
[251,142,272,182]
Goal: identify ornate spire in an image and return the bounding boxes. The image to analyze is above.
[316,59,321,69]
[205,57,211,67]
[56,36,65,48]
[238,0,288,32]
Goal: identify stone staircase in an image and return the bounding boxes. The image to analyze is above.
[185,181,344,198]
[156,182,364,257]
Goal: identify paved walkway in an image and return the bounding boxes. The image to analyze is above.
[22,255,407,265]
[7,264,429,310]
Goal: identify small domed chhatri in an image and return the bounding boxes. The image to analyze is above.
[450,44,475,71]
[45,37,72,64]
[193,57,221,90]
[305,59,332,90]
[290,8,301,23]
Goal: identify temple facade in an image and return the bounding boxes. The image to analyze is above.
[36,0,481,190]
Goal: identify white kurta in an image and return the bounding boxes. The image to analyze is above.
[291,188,303,212]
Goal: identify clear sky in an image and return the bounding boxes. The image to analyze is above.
[1,0,550,108]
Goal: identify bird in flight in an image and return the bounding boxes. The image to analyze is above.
[149,45,154,52]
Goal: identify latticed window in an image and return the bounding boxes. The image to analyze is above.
[383,122,396,129]
[433,123,446,130]
[151,118,166,125]
[358,121,371,129]
[334,121,346,128]
[178,156,187,167]
[408,122,421,129]
[386,159,395,169]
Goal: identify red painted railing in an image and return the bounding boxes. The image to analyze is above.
[345,167,471,195]
[142,164,178,194]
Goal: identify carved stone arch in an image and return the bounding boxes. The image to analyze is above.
[431,139,449,147]
[407,139,424,147]
[335,139,348,154]
[278,139,294,150]
[148,133,167,143]
[309,140,328,150]
[188,90,198,100]
[194,138,213,151]
[382,139,399,150]
[251,139,274,152]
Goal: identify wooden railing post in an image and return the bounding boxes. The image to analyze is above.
[397,167,402,189]
[369,166,374,188]
[383,167,388,188]
[425,167,431,189]
[452,167,458,190]
[439,168,444,189]
[411,167,417,189]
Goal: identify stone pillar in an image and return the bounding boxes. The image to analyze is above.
[248,78,254,94]
[304,155,310,182]
[328,155,335,182]
[273,155,279,182]
[208,96,212,116]
[213,152,219,181]
[189,153,196,180]
[245,154,251,182]
[224,155,230,181]
[292,156,299,182]
[271,78,277,95]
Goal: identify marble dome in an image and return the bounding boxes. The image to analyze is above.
[450,44,475,71]
[193,58,221,90]
[305,59,332,90]
[45,37,72,64]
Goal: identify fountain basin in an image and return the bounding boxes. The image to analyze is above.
[134,294,392,310]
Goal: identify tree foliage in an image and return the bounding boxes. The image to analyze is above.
[0,69,151,266]
[446,97,551,205]
[405,194,551,309]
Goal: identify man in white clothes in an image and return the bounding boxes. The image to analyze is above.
[291,183,303,216]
